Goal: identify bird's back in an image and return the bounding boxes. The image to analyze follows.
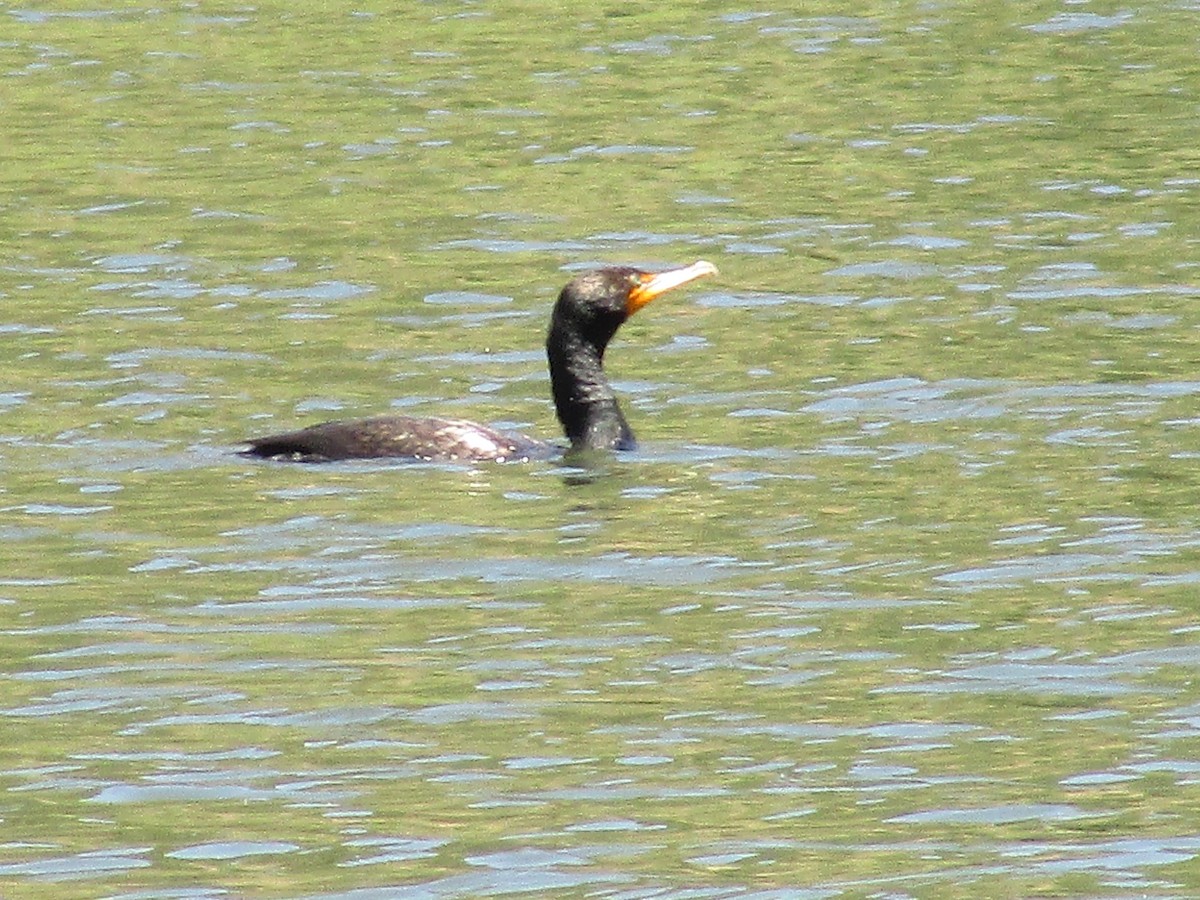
[242,415,550,462]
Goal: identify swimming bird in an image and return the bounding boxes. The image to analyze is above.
[241,260,718,462]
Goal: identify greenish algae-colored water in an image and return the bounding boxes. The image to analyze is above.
[4,2,1200,897]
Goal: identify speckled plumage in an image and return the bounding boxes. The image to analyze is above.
[243,415,550,462]
[242,261,717,463]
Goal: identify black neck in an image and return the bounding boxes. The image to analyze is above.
[546,316,635,451]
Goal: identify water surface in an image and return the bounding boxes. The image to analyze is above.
[4,3,1200,898]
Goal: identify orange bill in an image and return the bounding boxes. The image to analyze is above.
[627,259,719,315]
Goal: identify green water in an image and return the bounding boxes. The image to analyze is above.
[4,2,1200,897]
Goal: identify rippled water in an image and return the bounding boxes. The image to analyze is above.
[4,3,1200,898]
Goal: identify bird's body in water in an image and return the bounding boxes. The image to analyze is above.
[242,414,548,463]
[241,260,718,462]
